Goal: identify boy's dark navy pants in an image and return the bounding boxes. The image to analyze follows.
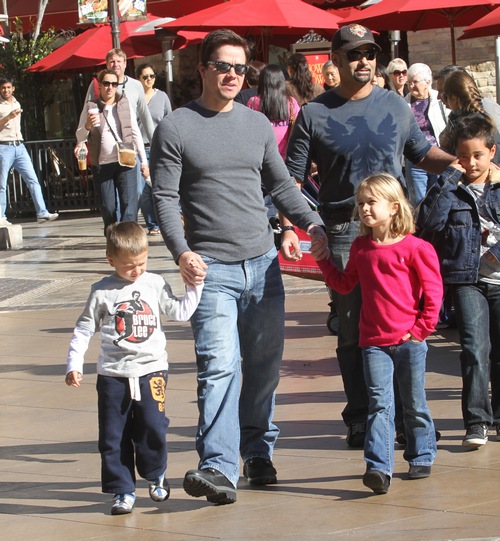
[96,371,169,494]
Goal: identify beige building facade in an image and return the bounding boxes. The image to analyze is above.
[407,27,498,100]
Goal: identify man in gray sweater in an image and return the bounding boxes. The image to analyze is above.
[150,29,327,505]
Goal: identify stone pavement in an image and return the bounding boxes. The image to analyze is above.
[1,212,500,541]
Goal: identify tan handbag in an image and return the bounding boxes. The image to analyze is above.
[104,111,137,168]
[116,142,137,168]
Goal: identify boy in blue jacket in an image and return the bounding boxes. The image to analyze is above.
[417,113,500,449]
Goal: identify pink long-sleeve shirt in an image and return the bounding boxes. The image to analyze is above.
[317,234,443,347]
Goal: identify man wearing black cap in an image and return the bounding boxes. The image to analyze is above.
[285,24,455,449]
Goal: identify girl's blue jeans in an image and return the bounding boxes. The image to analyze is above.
[363,340,437,477]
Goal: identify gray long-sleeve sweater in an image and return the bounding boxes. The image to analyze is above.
[150,101,324,262]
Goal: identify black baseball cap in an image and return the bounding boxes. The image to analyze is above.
[332,24,381,52]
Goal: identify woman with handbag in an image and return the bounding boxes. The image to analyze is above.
[76,69,148,234]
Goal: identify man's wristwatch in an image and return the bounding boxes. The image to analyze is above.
[281,226,295,233]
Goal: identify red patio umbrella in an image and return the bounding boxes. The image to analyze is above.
[458,7,500,104]
[341,0,500,64]
[156,0,343,60]
[26,20,149,73]
[458,6,500,40]
[26,16,199,72]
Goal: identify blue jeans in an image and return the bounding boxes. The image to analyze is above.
[92,162,139,233]
[451,282,500,427]
[190,247,284,487]
[0,143,49,217]
[325,219,368,426]
[405,160,438,208]
[140,147,158,231]
[363,341,436,476]
[140,181,159,231]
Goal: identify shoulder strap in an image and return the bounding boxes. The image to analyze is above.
[289,98,296,124]
[102,108,120,143]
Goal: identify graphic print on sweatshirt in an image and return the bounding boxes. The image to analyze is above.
[110,290,157,347]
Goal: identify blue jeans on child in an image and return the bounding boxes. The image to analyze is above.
[189,247,284,488]
[97,371,169,495]
[363,340,436,477]
[451,282,500,427]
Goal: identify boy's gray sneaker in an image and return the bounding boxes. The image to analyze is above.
[149,473,170,502]
[111,493,136,515]
[462,423,488,448]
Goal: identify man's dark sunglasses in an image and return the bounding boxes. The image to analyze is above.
[392,69,408,76]
[101,80,119,87]
[206,60,249,76]
[345,48,378,62]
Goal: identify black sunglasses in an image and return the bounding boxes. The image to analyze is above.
[142,74,156,80]
[344,48,378,62]
[392,69,407,76]
[101,80,119,88]
[206,60,249,76]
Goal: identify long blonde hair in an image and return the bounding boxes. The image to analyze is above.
[356,174,415,237]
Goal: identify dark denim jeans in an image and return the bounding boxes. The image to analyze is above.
[97,372,169,495]
[92,162,139,233]
[326,219,368,426]
[451,282,500,427]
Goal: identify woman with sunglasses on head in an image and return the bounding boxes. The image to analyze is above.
[387,58,409,97]
[136,63,172,235]
[76,69,148,235]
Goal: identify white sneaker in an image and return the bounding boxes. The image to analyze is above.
[148,473,170,502]
[37,212,59,223]
[0,217,12,226]
[111,493,136,515]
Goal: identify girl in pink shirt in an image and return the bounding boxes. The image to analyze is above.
[317,173,442,495]
[247,64,300,161]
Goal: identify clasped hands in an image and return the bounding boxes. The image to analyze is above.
[280,224,330,262]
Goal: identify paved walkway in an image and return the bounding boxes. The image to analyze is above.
[1,213,500,541]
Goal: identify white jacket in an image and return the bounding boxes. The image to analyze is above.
[405,88,449,143]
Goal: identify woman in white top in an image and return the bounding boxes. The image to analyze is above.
[76,69,148,234]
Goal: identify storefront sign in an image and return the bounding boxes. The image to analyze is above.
[78,0,147,24]
[304,52,330,86]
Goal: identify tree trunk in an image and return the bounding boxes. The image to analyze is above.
[33,0,50,44]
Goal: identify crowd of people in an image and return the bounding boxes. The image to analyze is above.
[57,23,500,514]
